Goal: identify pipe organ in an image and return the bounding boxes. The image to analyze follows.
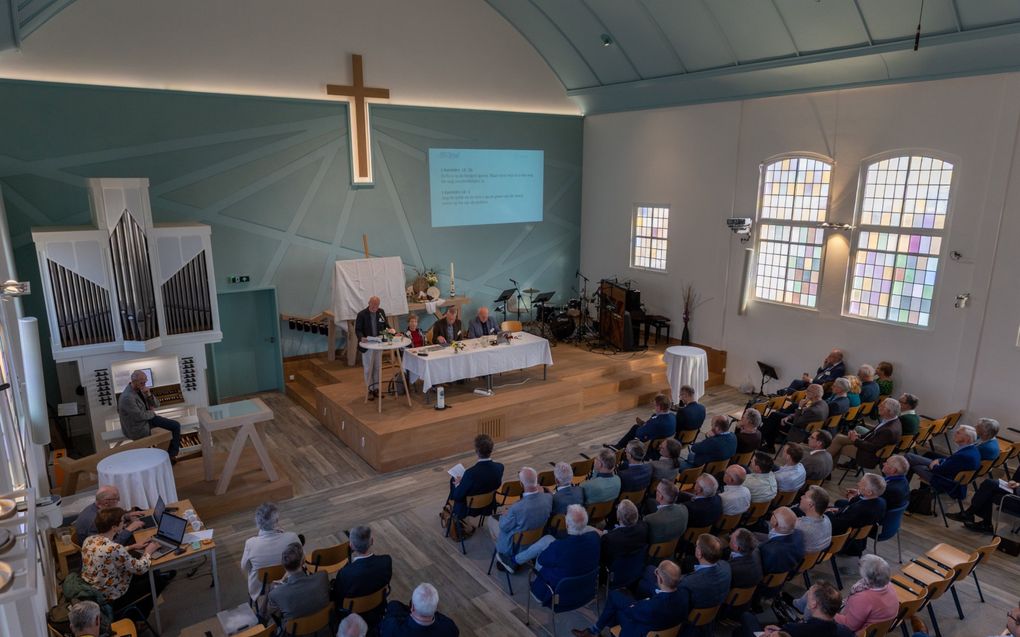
[31,178,222,449]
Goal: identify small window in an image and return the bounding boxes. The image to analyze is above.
[630,204,669,271]
[846,155,953,327]
[753,156,833,308]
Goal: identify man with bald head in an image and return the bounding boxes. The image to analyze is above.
[73,485,144,545]
[119,368,181,462]
[488,467,552,571]
[355,295,389,399]
[720,465,752,516]
[572,559,687,637]
[467,306,499,338]
[758,507,805,576]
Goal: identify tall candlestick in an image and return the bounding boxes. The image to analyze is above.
[449,261,455,297]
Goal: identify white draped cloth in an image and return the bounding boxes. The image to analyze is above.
[331,256,409,322]
[97,448,178,509]
[664,345,709,403]
[402,332,553,392]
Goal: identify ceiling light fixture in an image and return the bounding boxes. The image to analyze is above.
[600,33,613,47]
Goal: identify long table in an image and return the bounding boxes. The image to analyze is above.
[401,332,553,393]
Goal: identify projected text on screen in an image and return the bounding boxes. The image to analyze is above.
[429,148,544,227]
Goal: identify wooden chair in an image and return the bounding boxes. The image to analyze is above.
[446,490,496,554]
[888,588,927,637]
[496,479,524,506]
[771,490,798,509]
[909,549,980,621]
[853,401,875,426]
[839,443,895,485]
[305,541,350,576]
[815,531,850,589]
[571,457,595,484]
[537,469,556,488]
[675,465,703,491]
[680,525,710,556]
[56,430,172,495]
[913,418,938,449]
[723,585,757,611]
[921,538,1000,604]
[789,390,807,404]
[610,626,679,637]
[729,451,753,467]
[789,549,823,587]
[647,537,679,562]
[989,441,1015,480]
[232,625,274,637]
[895,433,918,454]
[842,404,864,424]
[931,469,976,527]
[713,512,742,534]
[488,525,545,594]
[339,585,388,615]
[857,616,895,637]
[547,513,566,536]
[687,605,720,630]
[757,570,789,598]
[282,603,332,637]
[920,411,960,452]
[111,619,139,637]
[998,440,1020,478]
[618,489,646,507]
[677,428,699,445]
[823,414,843,431]
[585,499,616,527]
[742,500,771,527]
[703,458,729,478]
[500,320,523,332]
[801,478,823,491]
[896,563,955,636]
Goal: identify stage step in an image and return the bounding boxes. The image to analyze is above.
[579,370,666,403]
[285,379,318,415]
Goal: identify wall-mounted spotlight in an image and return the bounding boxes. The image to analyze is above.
[600,33,613,47]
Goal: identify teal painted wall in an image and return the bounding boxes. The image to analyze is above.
[0,80,583,375]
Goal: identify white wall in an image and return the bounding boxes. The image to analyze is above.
[582,73,1020,423]
[0,0,577,115]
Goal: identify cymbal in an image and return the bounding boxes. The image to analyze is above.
[523,288,540,294]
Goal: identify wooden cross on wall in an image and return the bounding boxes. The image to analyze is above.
[326,54,390,185]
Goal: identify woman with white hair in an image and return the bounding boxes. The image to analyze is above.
[835,555,898,632]
[241,502,302,600]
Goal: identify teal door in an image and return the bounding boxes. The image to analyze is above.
[208,288,284,401]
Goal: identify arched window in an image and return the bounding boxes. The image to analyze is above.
[753,155,832,309]
[846,155,953,327]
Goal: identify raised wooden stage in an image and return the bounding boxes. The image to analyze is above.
[285,341,725,472]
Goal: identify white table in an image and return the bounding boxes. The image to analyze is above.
[96,448,178,509]
[198,398,278,496]
[361,337,414,412]
[402,332,553,393]
[664,345,709,403]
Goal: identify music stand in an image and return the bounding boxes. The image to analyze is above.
[494,288,515,323]
[756,361,779,398]
[532,291,554,305]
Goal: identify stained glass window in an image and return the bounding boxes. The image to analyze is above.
[847,156,953,327]
[754,156,832,308]
[631,205,669,271]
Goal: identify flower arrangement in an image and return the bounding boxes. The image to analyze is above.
[451,341,466,353]
[414,266,439,287]
[381,327,398,342]
[681,284,711,345]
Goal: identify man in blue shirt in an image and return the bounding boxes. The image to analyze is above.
[858,365,881,405]
[571,560,686,637]
[975,418,1001,461]
[614,394,676,449]
[674,386,707,433]
[678,415,737,471]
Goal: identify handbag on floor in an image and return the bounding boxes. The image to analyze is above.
[907,484,934,516]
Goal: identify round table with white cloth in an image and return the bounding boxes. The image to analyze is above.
[663,345,709,404]
[96,447,178,510]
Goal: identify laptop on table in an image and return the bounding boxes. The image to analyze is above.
[138,496,166,529]
[149,511,188,560]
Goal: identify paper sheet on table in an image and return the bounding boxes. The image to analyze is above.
[183,529,214,543]
[448,463,466,480]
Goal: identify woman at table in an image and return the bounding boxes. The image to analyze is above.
[81,507,165,613]
[404,314,426,348]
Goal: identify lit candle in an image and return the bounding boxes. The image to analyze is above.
[450,262,454,285]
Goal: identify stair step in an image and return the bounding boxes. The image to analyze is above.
[295,367,337,391]
[285,381,317,415]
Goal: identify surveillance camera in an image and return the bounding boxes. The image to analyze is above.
[726,218,752,235]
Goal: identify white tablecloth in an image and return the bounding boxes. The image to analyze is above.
[664,345,709,403]
[402,332,553,392]
[97,448,178,509]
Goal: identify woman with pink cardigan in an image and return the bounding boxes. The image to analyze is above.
[835,554,899,632]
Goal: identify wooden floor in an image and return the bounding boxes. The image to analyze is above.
[163,385,1018,637]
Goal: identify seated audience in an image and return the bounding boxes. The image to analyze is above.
[875,361,894,397]
[739,581,853,637]
[488,467,553,570]
[332,526,393,626]
[762,384,828,448]
[551,462,584,515]
[637,535,731,619]
[757,508,805,577]
[338,613,369,637]
[735,409,763,454]
[68,601,101,637]
[797,430,833,481]
[404,313,426,348]
[897,393,920,436]
[727,529,763,590]
[825,378,851,417]
[582,449,622,505]
[720,465,752,517]
[599,500,649,569]
[243,501,303,600]
[905,425,981,501]
[571,560,686,637]
[829,398,902,470]
[778,348,845,395]
[447,434,504,520]
[380,583,459,637]
[679,415,737,471]
[74,485,143,546]
[649,438,683,483]
[880,455,911,511]
[744,452,778,504]
[827,475,887,554]
[857,365,880,405]
[951,468,1020,533]
[81,508,163,613]
[430,306,462,344]
[466,306,499,338]
[674,385,706,433]
[976,417,1001,461]
[617,441,654,494]
[833,555,898,633]
[774,445,807,494]
[795,486,832,553]
[268,542,330,628]
[680,474,723,529]
[645,481,687,545]
[530,505,600,606]
[616,394,676,448]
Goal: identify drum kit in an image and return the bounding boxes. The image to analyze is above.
[494,276,597,343]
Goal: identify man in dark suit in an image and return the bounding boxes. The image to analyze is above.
[857,365,880,405]
[269,543,330,628]
[447,434,504,520]
[778,349,845,395]
[825,378,851,417]
[727,529,764,590]
[600,500,648,568]
[355,296,389,399]
[758,507,805,576]
[826,474,887,555]
[466,306,499,339]
[678,415,737,471]
[617,441,653,494]
[615,394,677,449]
[829,398,902,470]
[797,430,834,481]
[735,409,763,455]
[674,385,707,433]
[951,464,1020,533]
[379,583,459,637]
[880,455,910,511]
[644,481,688,545]
[679,473,723,530]
[332,525,392,627]
[675,534,731,636]
[762,384,829,447]
[736,581,854,637]
[907,425,983,501]
[551,462,584,516]
[429,306,462,345]
[530,505,601,606]
[572,560,686,637]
